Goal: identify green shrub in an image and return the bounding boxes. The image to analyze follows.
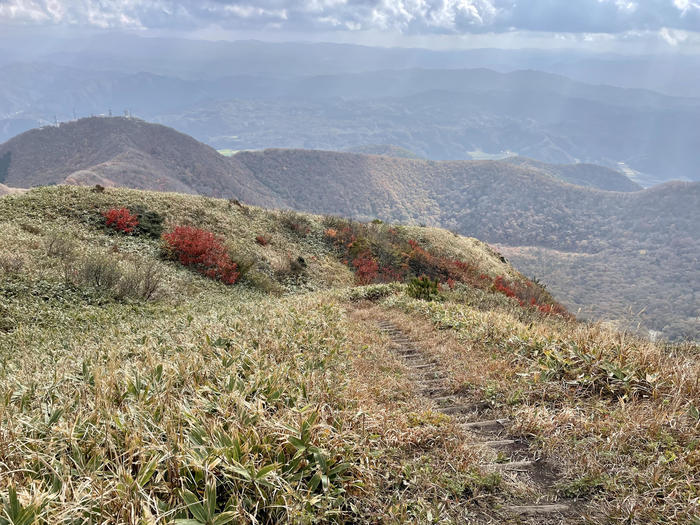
[232,253,256,280]
[57,249,162,301]
[77,253,121,290]
[44,232,77,259]
[407,276,441,301]
[243,269,284,295]
[19,222,41,235]
[273,255,308,285]
[0,252,24,274]
[130,205,165,239]
[279,210,312,236]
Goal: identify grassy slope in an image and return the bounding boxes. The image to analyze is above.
[0,186,697,523]
[6,117,694,339]
[234,149,700,340]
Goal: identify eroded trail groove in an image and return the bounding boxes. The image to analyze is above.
[376,319,587,524]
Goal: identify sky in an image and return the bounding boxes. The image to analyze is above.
[1,0,699,52]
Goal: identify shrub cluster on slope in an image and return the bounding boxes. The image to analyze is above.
[162,226,240,285]
[324,218,569,317]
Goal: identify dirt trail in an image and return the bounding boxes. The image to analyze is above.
[375,318,589,524]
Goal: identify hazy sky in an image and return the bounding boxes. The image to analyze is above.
[1,0,699,52]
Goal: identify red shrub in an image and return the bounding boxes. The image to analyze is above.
[379,265,407,283]
[103,208,139,234]
[493,276,516,298]
[255,235,270,246]
[492,275,571,316]
[352,251,379,285]
[162,226,239,284]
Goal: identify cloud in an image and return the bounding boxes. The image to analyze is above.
[1,0,699,37]
[660,25,690,44]
[673,0,700,13]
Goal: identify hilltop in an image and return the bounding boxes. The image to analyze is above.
[344,144,425,159]
[0,117,280,204]
[0,185,697,523]
[503,156,642,192]
[1,118,696,340]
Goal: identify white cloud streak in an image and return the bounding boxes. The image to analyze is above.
[0,0,698,37]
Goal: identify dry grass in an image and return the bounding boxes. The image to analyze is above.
[0,185,526,524]
[344,306,511,523]
[379,294,700,523]
[0,185,696,523]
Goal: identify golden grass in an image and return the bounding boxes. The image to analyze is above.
[0,185,532,523]
[381,294,700,523]
[0,185,697,523]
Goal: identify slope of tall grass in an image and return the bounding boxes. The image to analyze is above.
[0,186,697,523]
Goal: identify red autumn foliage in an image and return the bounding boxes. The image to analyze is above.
[162,226,240,285]
[255,235,270,246]
[493,276,517,299]
[492,275,570,316]
[352,251,379,285]
[324,221,570,317]
[380,266,407,283]
[103,207,139,234]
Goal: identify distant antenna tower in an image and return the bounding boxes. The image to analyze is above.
[109,108,112,117]
[54,115,58,126]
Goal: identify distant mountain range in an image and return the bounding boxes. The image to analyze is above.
[2,46,699,186]
[1,117,697,340]
[2,35,698,97]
